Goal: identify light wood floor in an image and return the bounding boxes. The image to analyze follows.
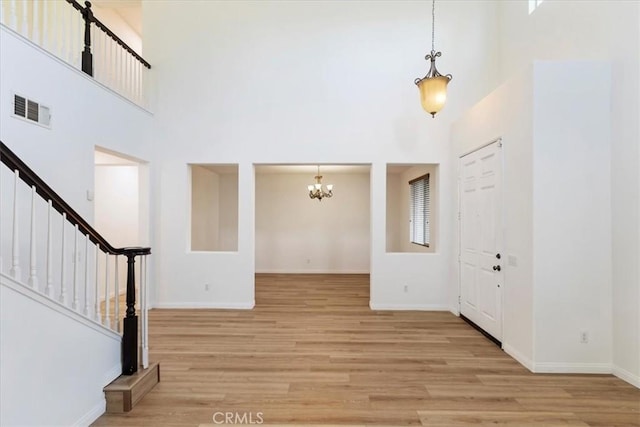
[93,274,640,426]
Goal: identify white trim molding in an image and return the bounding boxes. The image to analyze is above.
[73,400,106,427]
[533,362,612,374]
[256,269,370,275]
[369,302,450,311]
[153,301,255,310]
[613,365,640,388]
[503,344,535,372]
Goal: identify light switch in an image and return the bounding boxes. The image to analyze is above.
[86,190,94,201]
[508,255,518,267]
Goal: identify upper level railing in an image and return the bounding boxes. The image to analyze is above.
[0,141,151,374]
[0,0,151,108]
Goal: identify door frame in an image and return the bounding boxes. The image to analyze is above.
[457,137,505,342]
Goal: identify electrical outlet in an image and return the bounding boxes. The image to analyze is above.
[306,259,311,264]
[403,285,408,293]
[580,331,589,344]
[204,284,210,291]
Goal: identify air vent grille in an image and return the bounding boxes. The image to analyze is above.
[27,100,39,122]
[13,94,51,127]
[14,95,26,117]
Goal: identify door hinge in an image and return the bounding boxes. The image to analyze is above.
[458,296,461,304]
[458,212,461,220]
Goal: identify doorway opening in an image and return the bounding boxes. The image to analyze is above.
[254,164,371,307]
[94,147,149,303]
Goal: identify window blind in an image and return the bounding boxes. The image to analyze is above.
[409,174,430,246]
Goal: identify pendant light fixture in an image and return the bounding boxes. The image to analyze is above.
[414,0,452,118]
[307,165,333,201]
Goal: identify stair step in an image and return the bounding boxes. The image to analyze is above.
[104,362,160,413]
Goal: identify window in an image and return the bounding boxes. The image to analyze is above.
[528,0,545,14]
[409,174,430,247]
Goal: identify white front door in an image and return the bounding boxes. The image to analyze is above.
[459,140,503,342]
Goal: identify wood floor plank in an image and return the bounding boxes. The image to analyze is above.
[92,274,640,426]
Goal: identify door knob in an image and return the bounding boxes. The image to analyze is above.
[493,265,501,272]
[496,253,501,259]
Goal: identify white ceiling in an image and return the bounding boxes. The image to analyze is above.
[92,0,142,36]
[192,164,239,175]
[94,150,140,165]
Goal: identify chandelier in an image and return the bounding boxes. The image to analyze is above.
[414,0,452,117]
[307,165,333,201]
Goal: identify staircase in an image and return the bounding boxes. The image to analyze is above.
[0,141,158,426]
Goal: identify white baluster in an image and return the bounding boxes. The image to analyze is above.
[20,0,28,37]
[107,38,113,87]
[94,244,101,323]
[59,213,67,304]
[115,45,121,94]
[6,0,18,30]
[33,0,41,45]
[141,255,149,368]
[45,200,53,296]
[41,0,48,49]
[52,0,59,58]
[114,254,120,332]
[83,234,90,316]
[92,25,99,81]
[104,252,110,329]
[72,224,79,310]
[66,4,73,65]
[28,185,38,289]
[59,1,67,63]
[9,170,20,280]
[135,62,141,105]
[127,55,132,100]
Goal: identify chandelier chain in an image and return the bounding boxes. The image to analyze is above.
[431,0,435,52]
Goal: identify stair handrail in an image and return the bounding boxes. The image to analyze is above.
[1,140,149,375]
[0,141,150,257]
[65,0,151,73]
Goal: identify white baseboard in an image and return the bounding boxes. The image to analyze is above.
[103,363,122,385]
[255,269,370,274]
[369,302,450,311]
[533,362,612,374]
[73,400,105,427]
[503,344,534,372]
[613,365,640,388]
[153,301,255,309]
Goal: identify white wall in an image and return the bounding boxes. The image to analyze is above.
[255,171,370,274]
[0,26,152,222]
[190,166,239,252]
[385,172,402,252]
[191,165,220,251]
[497,0,640,385]
[532,62,612,370]
[143,0,500,310]
[95,165,140,247]
[0,278,120,427]
[219,173,239,251]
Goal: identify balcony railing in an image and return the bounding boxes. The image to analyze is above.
[1,0,151,108]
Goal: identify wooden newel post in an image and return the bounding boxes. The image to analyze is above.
[81,1,94,76]
[122,251,138,375]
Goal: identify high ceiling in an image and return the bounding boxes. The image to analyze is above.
[92,0,142,36]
